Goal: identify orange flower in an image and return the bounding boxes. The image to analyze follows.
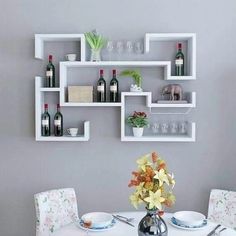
[152,152,158,163]
[128,179,140,187]
[146,166,155,178]
[157,163,166,171]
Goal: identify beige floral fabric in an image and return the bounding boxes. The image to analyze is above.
[208,189,236,230]
[34,188,79,236]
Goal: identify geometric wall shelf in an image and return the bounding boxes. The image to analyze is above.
[34,33,197,142]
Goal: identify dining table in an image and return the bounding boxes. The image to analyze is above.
[52,211,236,236]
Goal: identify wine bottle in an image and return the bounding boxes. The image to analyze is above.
[46,55,55,87]
[41,104,50,136]
[175,43,184,76]
[110,69,119,102]
[54,104,63,136]
[97,69,106,102]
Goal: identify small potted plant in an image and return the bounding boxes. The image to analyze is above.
[127,111,148,137]
[120,70,143,92]
[128,152,175,236]
[85,30,107,61]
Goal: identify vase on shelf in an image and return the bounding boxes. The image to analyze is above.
[90,49,101,62]
[133,127,144,137]
[138,209,168,236]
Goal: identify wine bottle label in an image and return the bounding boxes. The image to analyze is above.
[46,70,53,77]
[42,120,49,126]
[110,85,117,92]
[54,120,61,126]
[175,59,183,65]
[97,85,104,92]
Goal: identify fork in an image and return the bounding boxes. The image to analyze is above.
[115,214,135,222]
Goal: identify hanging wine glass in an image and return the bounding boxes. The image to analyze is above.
[106,41,114,61]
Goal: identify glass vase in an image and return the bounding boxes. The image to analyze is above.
[90,49,101,62]
[138,209,168,236]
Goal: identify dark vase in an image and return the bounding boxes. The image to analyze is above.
[138,209,168,236]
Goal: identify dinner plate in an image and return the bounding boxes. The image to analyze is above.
[173,211,206,227]
[78,218,116,232]
[81,212,113,228]
[170,217,207,231]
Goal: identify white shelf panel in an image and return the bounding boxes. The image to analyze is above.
[36,136,89,142]
[39,88,61,92]
[60,61,170,67]
[167,76,195,81]
[62,102,122,107]
[35,34,85,60]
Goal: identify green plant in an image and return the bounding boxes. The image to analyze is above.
[127,111,148,128]
[85,30,107,51]
[120,70,142,88]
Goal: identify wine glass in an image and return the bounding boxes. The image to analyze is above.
[152,123,160,134]
[116,41,124,60]
[126,41,133,53]
[134,41,143,54]
[83,220,92,235]
[161,122,169,134]
[170,121,178,134]
[106,41,114,61]
[179,121,188,134]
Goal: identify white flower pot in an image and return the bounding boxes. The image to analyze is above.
[133,127,144,137]
[130,84,143,92]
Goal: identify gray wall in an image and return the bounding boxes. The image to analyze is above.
[1,0,236,235]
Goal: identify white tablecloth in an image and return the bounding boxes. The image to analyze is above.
[53,211,236,236]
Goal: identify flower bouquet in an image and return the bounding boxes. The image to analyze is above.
[128,152,175,236]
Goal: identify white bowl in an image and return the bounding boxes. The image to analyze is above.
[173,211,206,227]
[81,212,113,228]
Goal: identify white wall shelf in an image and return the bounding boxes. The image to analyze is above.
[35,34,86,60]
[35,32,197,142]
[145,33,196,80]
[35,77,90,141]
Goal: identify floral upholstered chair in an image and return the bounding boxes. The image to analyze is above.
[208,189,236,230]
[34,188,79,236]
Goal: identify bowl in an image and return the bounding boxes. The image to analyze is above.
[173,211,206,227]
[81,212,113,228]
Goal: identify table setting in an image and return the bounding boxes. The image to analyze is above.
[51,152,236,236]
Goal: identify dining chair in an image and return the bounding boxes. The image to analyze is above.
[34,188,79,236]
[208,189,236,230]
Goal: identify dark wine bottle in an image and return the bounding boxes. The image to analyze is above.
[41,104,50,136]
[175,43,184,76]
[54,104,63,136]
[110,69,119,102]
[46,55,55,87]
[97,69,106,102]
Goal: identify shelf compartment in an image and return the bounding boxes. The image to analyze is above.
[36,121,90,142]
[35,34,86,60]
[151,92,196,108]
[145,33,196,80]
[121,123,196,142]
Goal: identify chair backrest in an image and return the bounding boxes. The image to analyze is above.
[208,189,236,230]
[34,188,79,236]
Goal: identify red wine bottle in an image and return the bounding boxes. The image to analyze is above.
[110,69,119,102]
[41,104,50,136]
[175,43,184,76]
[54,104,63,136]
[46,55,55,87]
[97,69,106,102]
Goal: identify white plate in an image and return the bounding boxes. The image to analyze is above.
[173,211,206,227]
[81,212,113,228]
[169,217,207,231]
[78,218,116,232]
